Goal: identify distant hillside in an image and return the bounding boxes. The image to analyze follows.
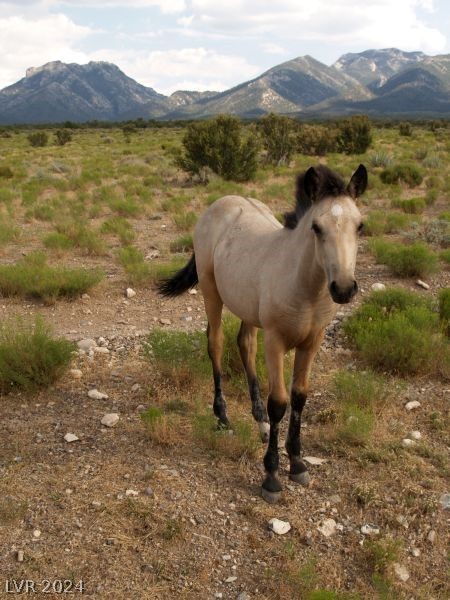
[0,49,449,124]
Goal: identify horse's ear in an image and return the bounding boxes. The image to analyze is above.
[303,166,321,201]
[347,164,368,199]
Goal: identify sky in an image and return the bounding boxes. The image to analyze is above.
[0,0,449,95]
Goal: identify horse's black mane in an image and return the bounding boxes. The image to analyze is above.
[284,165,347,229]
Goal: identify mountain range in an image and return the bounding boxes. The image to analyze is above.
[0,48,449,124]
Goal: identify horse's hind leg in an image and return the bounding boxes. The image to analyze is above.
[237,322,269,442]
[202,277,229,428]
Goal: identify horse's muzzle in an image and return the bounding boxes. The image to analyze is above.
[329,280,358,304]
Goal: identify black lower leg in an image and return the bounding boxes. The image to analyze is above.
[286,390,308,481]
[249,377,268,423]
[212,369,229,427]
[262,396,287,495]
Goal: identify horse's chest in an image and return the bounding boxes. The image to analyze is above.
[280,304,335,348]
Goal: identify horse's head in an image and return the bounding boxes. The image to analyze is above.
[288,164,367,304]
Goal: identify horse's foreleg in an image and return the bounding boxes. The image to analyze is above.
[261,332,288,504]
[203,279,229,428]
[286,330,324,486]
[237,322,269,442]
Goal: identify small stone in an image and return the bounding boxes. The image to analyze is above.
[33,529,41,539]
[268,518,291,535]
[303,456,327,465]
[394,563,410,582]
[405,400,421,411]
[361,524,380,535]
[70,369,83,379]
[222,554,232,561]
[126,287,136,298]
[159,318,171,325]
[411,548,421,557]
[416,279,430,290]
[146,249,160,260]
[131,383,141,392]
[427,529,436,544]
[188,288,198,295]
[64,433,79,443]
[94,346,109,354]
[101,413,120,428]
[17,550,24,562]
[225,576,237,583]
[77,338,97,352]
[125,489,139,497]
[237,594,250,600]
[92,501,102,508]
[88,389,109,400]
[144,487,154,497]
[81,293,90,300]
[317,518,337,537]
[439,493,450,511]
[371,282,386,291]
[401,438,415,448]
[214,594,223,599]
[410,430,422,440]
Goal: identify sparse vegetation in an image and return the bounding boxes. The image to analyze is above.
[259,112,296,165]
[380,164,423,187]
[369,239,438,278]
[55,129,73,146]
[27,131,49,147]
[0,316,74,393]
[336,115,372,154]
[391,197,425,214]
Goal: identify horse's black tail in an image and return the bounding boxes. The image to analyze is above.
[157,253,198,298]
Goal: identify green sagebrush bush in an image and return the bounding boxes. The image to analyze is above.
[380,164,423,187]
[0,316,74,394]
[176,115,259,182]
[369,238,437,278]
[336,115,372,154]
[27,132,48,147]
[258,112,297,165]
[344,288,449,376]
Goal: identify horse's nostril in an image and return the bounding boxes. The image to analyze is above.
[352,280,358,294]
[330,281,337,294]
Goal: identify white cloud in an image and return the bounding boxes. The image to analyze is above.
[0,13,91,88]
[55,0,186,12]
[189,0,447,54]
[261,43,286,55]
[88,47,260,94]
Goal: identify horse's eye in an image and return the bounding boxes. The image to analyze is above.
[357,222,364,233]
[312,223,322,235]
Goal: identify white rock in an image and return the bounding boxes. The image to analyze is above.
[401,438,415,448]
[317,518,337,537]
[237,594,250,600]
[371,283,386,291]
[125,489,139,497]
[416,279,430,290]
[69,369,83,379]
[411,548,421,557]
[222,554,232,561]
[303,456,327,465]
[225,576,237,583]
[126,287,136,298]
[146,249,160,260]
[77,338,97,352]
[101,413,120,428]
[94,346,110,354]
[88,389,108,400]
[361,524,380,535]
[427,529,436,544]
[439,493,450,511]
[64,433,79,443]
[131,383,141,392]
[268,518,291,535]
[81,293,90,300]
[410,430,422,440]
[394,563,410,582]
[405,400,421,411]
[188,288,198,295]
[33,529,41,539]
[16,550,24,562]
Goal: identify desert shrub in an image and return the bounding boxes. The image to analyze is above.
[336,115,372,154]
[109,197,141,217]
[422,219,450,247]
[364,212,413,236]
[344,288,448,376]
[176,115,259,182]
[170,234,194,253]
[0,316,74,394]
[391,197,425,214]
[141,406,178,447]
[438,288,450,335]
[0,222,19,245]
[54,129,72,146]
[398,122,412,136]
[55,221,106,255]
[369,239,438,277]
[380,164,423,187]
[100,217,135,245]
[425,188,438,205]
[192,411,259,460]
[173,211,197,231]
[258,113,297,165]
[0,166,13,178]
[422,152,441,168]
[297,124,337,156]
[27,132,48,147]
[369,151,393,168]
[118,246,184,286]
[0,252,103,303]
[43,232,74,250]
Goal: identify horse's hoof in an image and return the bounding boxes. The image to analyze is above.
[289,471,310,487]
[258,421,270,443]
[261,487,281,504]
[217,419,231,431]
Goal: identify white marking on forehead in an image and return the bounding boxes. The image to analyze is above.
[331,203,344,218]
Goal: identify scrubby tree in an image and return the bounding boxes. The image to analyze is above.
[336,115,372,154]
[27,132,48,148]
[176,115,259,182]
[258,113,297,165]
[55,129,72,146]
[399,122,412,136]
[297,123,338,156]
